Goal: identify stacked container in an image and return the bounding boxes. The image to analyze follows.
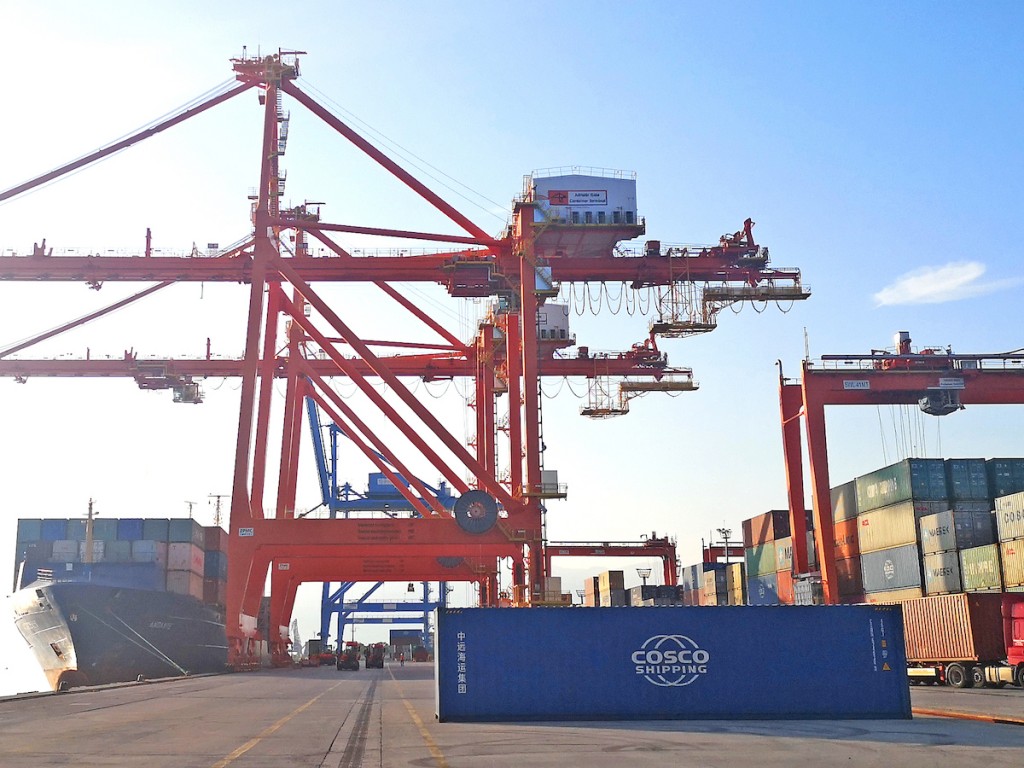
[996,491,1024,590]
[582,575,599,607]
[12,516,227,610]
[743,509,814,605]
[855,459,950,601]
[701,567,729,606]
[919,505,997,595]
[597,570,626,606]
[725,562,746,605]
[831,480,864,602]
[678,562,724,605]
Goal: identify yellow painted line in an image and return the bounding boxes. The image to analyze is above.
[210,682,343,768]
[913,707,1024,726]
[388,666,448,768]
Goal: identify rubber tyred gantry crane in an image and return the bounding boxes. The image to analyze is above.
[779,331,1024,605]
[0,50,809,669]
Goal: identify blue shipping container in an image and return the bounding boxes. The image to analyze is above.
[40,519,68,541]
[117,518,146,541]
[747,573,780,605]
[204,550,229,580]
[435,606,910,722]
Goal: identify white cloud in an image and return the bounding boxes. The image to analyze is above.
[873,261,1022,306]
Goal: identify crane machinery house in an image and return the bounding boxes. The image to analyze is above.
[528,170,638,231]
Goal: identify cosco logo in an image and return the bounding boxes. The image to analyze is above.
[631,635,709,687]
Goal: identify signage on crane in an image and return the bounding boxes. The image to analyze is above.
[938,377,965,389]
[843,380,870,390]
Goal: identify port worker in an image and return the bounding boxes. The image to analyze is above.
[399,652,405,666]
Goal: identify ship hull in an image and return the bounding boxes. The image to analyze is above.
[10,581,227,690]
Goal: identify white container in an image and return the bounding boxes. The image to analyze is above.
[51,539,79,562]
[166,542,204,574]
[922,550,962,595]
[995,492,1024,541]
[131,540,168,566]
[78,540,105,562]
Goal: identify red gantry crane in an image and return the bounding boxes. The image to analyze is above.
[1,50,809,669]
[779,331,1024,605]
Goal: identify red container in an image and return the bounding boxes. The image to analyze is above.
[203,525,229,552]
[835,555,863,596]
[900,592,1023,662]
[743,510,792,547]
[833,518,860,560]
[776,569,794,604]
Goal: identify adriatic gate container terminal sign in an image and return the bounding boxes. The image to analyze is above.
[434,605,910,722]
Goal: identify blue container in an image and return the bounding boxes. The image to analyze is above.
[16,519,43,542]
[203,550,229,580]
[40,519,68,541]
[747,573,780,605]
[945,458,991,501]
[435,606,911,722]
[117,518,146,541]
[66,519,87,539]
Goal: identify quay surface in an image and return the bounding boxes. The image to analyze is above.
[1,664,1024,767]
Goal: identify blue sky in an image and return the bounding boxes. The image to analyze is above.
[1,2,1023,690]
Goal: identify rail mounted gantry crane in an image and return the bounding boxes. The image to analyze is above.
[779,331,1024,605]
[0,50,809,670]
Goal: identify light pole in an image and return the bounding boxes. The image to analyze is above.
[637,567,652,588]
[717,527,732,564]
[576,589,585,606]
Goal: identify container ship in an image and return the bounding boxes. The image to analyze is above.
[9,507,230,691]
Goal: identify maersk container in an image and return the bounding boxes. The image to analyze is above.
[1002,539,1024,588]
[856,503,918,554]
[774,533,817,572]
[744,542,776,577]
[945,458,991,501]
[920,509,996,554]
[40,519,68,541]
[833,518,860,560]
[142,518,170,541]
[995,491,1024,541]
[855,459,948,513]
[747,573,779,605]
[116,518,145,541]
[960,544,1002,592]
[16,519,42,542]
[987,458,1024,499]
[831,481,858,521]
[434,606,911,721]
[922,551,961,595]
[860,544,922,592]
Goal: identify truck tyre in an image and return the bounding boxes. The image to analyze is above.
[1015,666,1024,689]
[970,666,986,688]
[946,663,972,689]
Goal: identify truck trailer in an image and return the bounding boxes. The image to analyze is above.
[901,592,1024,688]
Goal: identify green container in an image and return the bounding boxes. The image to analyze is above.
[744,541,776,578]
[830,481,858,521]
[855,459,948,513]
[959,544,1002,591]
[945,458,990,502]
[987,458,1024,498]
[91,519,119,541]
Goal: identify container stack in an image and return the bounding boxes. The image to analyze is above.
[581,575,599,607]
[678,562,724,605]
[830,480,864,602]
[203,524,229,608]
[13,516,226,610]
[725,561,746,605]
[744,509,813,605]
[701,566,729,606]
[597,570,626,606]
[856,458,949,603]
[996,490,1024,592]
